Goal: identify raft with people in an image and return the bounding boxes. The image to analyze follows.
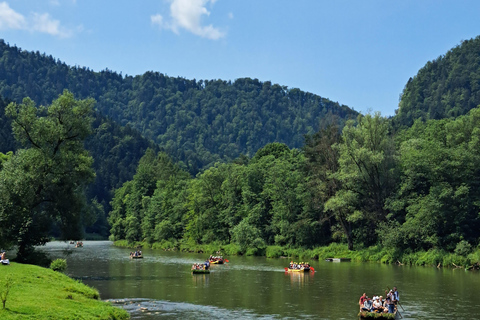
[130,250,143,259]
[357,287,400,319]
[192,262,210,274]
[208,255,228,264]
[284,261,314,272]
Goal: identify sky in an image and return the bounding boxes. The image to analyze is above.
[1,1,480,116]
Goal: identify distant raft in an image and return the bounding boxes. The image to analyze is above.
[358,310,397,319]
[192,268,210,274]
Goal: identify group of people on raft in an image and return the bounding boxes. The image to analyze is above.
[289,261,311,269]
[359,287,400,314]
[192,261,210,270]
[209,255,224,262]
[130,250,142,257]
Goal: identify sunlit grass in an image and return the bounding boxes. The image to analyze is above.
[0,262,129,319]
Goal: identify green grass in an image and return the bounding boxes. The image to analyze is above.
[0,262,129,319]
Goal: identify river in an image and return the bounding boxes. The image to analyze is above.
[38,241,480,319]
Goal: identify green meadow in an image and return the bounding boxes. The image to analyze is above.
[0,262,129,319]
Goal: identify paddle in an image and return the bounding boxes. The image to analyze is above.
[396,308,403,319]
[310,267,315,272]
[284,267,289,271]
[398,301,405,311]
[225,259,229,263]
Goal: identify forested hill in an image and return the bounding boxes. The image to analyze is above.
[394,36,480,128]
[0,39,357,174]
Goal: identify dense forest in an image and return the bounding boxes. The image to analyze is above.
[394,35,480,128]
[108,36,480,265]
[0,39,357,240]
[2,36,480,267]
[109,109,480,264]
[0,39,357,174]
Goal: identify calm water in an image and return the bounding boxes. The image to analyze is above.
[38,241,480,319]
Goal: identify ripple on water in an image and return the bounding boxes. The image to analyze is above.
[106,298,319,320]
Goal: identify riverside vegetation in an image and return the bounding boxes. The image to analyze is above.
[1,35,480,319]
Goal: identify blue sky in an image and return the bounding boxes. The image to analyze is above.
[1,0,480,116]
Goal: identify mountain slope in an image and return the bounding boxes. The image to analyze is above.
[0,39,358,174]
[395,36,480,127]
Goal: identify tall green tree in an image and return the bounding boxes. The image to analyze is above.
[0,90,95,260]
[326,113,398,248]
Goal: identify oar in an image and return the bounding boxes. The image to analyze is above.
[398,301,405,311]
[284,267,289,271]
[396,308,403,319]
[225,259,229,263]
[310,267,315,272]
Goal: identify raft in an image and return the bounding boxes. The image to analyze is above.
[358,310,397,319]
[285,267,311,272]
[192,269,210,274]
[130,255,143,259]
[209,259,224,264]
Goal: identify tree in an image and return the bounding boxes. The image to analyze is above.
[326,113,398,248]
[0,90,95,261]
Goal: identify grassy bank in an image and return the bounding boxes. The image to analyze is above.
[114,239,480,269]
[0,262,129,319]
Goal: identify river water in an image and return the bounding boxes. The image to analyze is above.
[38,241,480,319]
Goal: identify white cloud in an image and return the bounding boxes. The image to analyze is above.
[0,1,73,38]
[151,14,164,28]
[152,0,225,40]
[32,12,72,38]
[0,2,27,29]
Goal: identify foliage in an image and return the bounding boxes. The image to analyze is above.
[266,246,284,258]
[0,39,357,177]
[0,275,13,310]
[0,91,95,260]
[395,36,480,128]
[50,258,67,273]
[358,311,396,319]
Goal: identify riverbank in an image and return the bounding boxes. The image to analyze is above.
[0,262,129,319]
[113,239,480,270]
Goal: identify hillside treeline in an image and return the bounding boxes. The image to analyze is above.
[109,110,480,261]
[0,39,357,174]
[395,35,480,128]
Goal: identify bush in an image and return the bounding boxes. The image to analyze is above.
[222,243,243,256]
[50,259,67,273]
[416,249,445,266]
[442,253,468,267]
[454,240,472,256]
[266,246,284,258]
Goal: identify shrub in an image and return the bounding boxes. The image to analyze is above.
[0,275,13,309]
[50,259,67,273]
[454,240,472,256]
[266,246,284,258]
[223,243,242,256]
